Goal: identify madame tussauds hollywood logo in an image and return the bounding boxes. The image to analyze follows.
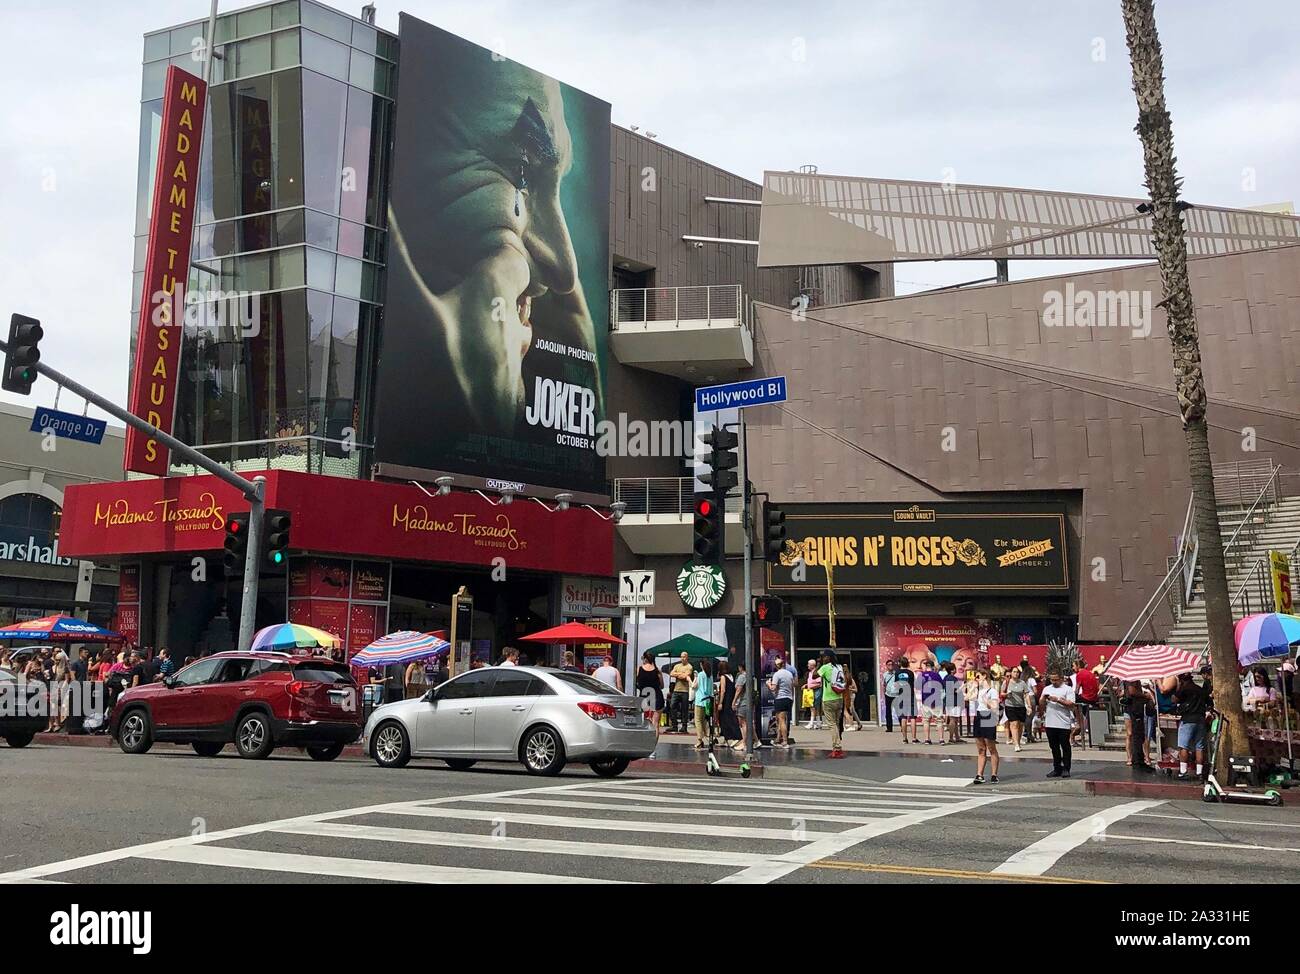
[392,506,525,551]
[93,493,226,533]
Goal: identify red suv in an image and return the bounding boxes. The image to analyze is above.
[109,651,361,760]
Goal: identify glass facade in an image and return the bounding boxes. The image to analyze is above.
[132,0,395,478]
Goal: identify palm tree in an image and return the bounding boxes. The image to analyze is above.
[1120,0,1246,771]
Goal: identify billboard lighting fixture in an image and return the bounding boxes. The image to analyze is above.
[531,492,573,513]
[434,476,453,496]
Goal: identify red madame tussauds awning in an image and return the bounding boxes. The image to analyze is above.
[520,622,626,645]
[57,470,614,578]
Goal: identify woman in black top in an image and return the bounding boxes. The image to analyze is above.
[634,651,664,738]
[1121,681,1156,771]
[716,660,743,749]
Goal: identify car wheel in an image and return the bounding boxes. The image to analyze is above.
[589,757,629,778]
[372,721,410,768]
[117,709,154,754]
[521,726,566,776]
[307,743,345,761]
[234,712,274,759]
[192,741,224,757]
[4,732,35,748]
[444,758,476,771]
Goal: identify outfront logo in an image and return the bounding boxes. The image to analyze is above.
[677,563,726,610]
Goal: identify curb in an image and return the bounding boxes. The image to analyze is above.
[1083,779,1202,800]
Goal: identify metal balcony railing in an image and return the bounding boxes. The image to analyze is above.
[612,477,743,516]
[167,435,371,480]
[610,285,749,332]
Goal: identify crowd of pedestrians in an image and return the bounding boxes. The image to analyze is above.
[0,643,182,734]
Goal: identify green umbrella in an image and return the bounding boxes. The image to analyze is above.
[652,632,730,659]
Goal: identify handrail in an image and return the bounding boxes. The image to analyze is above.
[1112,549,1187,662]
[609,285,749,333]
[1218,461,1282,558]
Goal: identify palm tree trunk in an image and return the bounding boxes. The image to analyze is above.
[1121,0,1246,774]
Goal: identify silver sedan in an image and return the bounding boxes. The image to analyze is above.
[362,665,656,777]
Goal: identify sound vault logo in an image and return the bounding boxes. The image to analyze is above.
[677,563,726,610]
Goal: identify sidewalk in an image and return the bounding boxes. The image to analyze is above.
[656,721,1133,763]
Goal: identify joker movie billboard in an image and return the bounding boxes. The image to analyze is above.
[374,14,611,495]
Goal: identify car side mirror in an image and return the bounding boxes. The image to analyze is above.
[163,675,177,688]
[424,688,438,705]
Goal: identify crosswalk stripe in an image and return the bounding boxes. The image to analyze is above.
[449,795,901,825]
[888,775,971,788]
[614,778,973,801]
[277,821,768,867]
[993,800,1164,877]
[384,804,837,841]
[591,784,957,809]
[137,844,624,884]
[716,794,1019,884]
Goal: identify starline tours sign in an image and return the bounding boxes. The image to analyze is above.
[766,502,1070,594]
[58,470,613,577]
[124,65,207,476]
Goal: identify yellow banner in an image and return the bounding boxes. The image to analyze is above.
[996,538,1055,567]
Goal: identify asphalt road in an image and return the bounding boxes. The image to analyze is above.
[5,744,1300,885]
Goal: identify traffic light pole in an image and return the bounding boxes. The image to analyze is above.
[236,476,266,654]
[0,335,265,649]
[728,415,757,762]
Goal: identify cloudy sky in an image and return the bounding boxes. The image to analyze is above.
[0,0,1296,415]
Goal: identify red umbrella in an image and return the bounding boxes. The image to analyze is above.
[519,622,626,645]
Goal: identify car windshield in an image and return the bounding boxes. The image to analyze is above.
[291,662,353,685]
[547,671,624,696]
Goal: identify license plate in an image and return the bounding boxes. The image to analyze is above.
[620,709,642,726]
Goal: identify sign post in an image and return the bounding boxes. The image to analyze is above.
[619,571,655,692]
[449,586,473,675]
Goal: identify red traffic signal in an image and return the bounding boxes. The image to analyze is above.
[754,595,784,628]
[695,497,714,518]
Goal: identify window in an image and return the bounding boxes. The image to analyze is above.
[172,657,224,687]
[490,670,548,697]
[0,494,62,550]
[548,672,623,696]
[438,670,497,700]
[291,662,353,684]
[218,658,259,682]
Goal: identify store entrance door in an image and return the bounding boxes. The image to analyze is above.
[795,647,875,724]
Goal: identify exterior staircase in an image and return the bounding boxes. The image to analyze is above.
[1101,462,1300,749]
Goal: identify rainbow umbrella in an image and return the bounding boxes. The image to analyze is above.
[349,631,450,667]
[1236,613,1300,666]
[250,623,341,652]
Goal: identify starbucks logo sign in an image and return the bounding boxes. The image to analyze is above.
[677,562,726,610]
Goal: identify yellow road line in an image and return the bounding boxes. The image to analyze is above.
[807,859,1109,884]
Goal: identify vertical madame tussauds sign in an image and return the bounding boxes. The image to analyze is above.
[124,65,207,475]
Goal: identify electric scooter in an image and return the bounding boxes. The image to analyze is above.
[704,711,751,779]
[1202,711,1283,806]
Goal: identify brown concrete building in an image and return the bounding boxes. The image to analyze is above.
[612,241,1300,692]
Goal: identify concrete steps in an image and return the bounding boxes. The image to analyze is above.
[1163,494,1300,650]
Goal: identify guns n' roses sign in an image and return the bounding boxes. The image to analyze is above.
[766,503,1069,594]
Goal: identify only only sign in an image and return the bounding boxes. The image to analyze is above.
[694,376,787,412]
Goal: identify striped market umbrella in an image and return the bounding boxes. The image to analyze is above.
[1106,644,1203,681]
[249,623,341,652]
[348,631,450,667]
[1236,613,1300,666]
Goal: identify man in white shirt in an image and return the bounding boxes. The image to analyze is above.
[498,647,519,666]
[593,655,622,691]
[1037,669,1081,778]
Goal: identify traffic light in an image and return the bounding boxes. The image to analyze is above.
[3,314,44,395]
[692,494,722,566]
[223,512,250,574]
[263,509,291,567]
[699,426,739,498]
[754,595,784,628]
[763,503,787,562]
